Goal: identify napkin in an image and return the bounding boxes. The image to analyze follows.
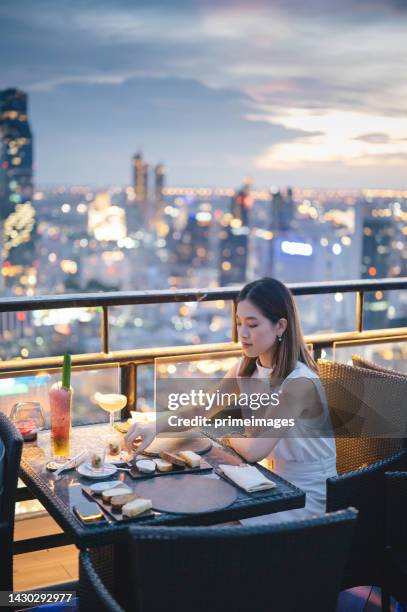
[218,464,276,493]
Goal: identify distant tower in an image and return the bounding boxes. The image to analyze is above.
[0,88,35,265]
[270,187,294,232]
[219,179,252,286]
[154,163,165,203]
[231,178,252,226]
[132,153,148,203]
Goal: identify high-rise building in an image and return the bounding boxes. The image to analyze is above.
[270,188,294,232]
[154,163,165,203]
[0,88,35,265]
[361,209,394,330]
[133,153,148,203]
[219,181,252,286]
[88,192,126,242]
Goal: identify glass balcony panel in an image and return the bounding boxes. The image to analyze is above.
[362,290,407,331]
[135,363,155,412]
[0,307,101,361]
[333,339,407,374]
[109,300,233,351]
[0,364,120,426]
[155,351,241,380]
[294,292,357,335]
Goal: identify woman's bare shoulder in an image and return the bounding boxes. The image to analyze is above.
[280,377,322,417]
[224,358,242,379]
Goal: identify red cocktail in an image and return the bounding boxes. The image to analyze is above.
[50,353,72,461]
[50,382,72,459]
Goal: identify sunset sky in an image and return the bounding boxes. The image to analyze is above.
[1,0,407,189]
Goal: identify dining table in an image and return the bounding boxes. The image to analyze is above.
[19,422,306,600]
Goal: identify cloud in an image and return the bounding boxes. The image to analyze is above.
[254,109,407,178]
[30,76,306,186]
[1,0,407,187]
[353,132,391,144]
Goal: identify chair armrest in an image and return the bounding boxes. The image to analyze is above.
[385,471,407,554]
[79,551,124,612]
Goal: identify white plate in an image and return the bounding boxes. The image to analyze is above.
[77,462,117,479]
[89,480,123,493]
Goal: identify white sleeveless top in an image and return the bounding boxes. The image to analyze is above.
[249,359,337,464]
[238,359,337,523]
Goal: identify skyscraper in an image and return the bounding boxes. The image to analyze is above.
[219,180,252,286]
[361,209,394,330]
[0,88,35,265]
[154,163,165,203]
[270,188,294,232]
[133,153,148,203]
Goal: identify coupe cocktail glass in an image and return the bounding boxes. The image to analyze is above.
[94,392,127,430]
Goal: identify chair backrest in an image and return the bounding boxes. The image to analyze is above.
[352,354,407,379]
[318,359,406,474]
[0,412,23,591]
[326,449,407,589]
[0,436,4,500]
[120,509,358,612]
[385,471,407,556]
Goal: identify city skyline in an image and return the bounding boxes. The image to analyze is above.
[1,0,407,189]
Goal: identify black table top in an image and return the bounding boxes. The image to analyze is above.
[19,423,305,549]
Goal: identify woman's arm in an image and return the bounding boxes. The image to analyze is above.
[124,360,241,453]
[224,377,321,463]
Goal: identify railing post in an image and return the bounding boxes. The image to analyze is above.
[356,291,364,333]
[101,305,109,353]
[121,363,136,419]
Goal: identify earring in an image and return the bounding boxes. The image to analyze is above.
[278,335,283,343]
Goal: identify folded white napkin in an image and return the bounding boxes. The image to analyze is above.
[218,464,276,493]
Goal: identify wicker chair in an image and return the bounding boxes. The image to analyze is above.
[79,509,357,612]
[80,547,124,612]
[382,471,407,611]
[0,412,23,591]
[318,359,406,474]
[318,360,407,594]
[352,354,407,380]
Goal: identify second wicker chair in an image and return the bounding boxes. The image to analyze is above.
[318,359,407,594]
[79,508,358,612]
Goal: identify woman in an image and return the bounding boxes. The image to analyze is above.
[125,277,337,523]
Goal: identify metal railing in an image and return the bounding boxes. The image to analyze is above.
[2,277,406,557]
[1,278,406,376]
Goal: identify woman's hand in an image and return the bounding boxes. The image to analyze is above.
[124,422,156,455]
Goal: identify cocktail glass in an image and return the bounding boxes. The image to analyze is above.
[49,382,72,462]
[94,392,127,430]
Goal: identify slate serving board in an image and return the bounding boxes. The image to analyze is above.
[133,474,238,514]
[82,485,155,523]
[126,458,213,480]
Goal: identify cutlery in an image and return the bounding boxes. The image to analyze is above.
[53,450,88,480]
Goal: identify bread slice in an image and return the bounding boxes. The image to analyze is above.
[178,450,201,468]
[110,492,138,510]
[102,485,132,502]
[154,458,173,472]
[122,498,152,518]
[159,450,186,466]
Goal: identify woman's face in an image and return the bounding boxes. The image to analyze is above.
[236,299,282,359]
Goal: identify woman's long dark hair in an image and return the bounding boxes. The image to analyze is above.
[236,277,317,381]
